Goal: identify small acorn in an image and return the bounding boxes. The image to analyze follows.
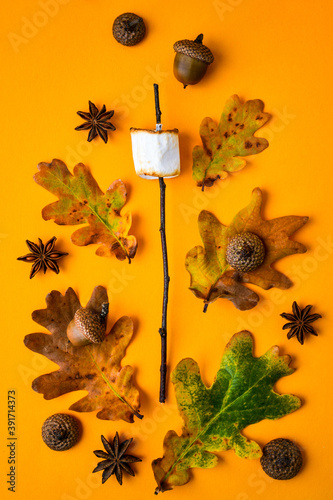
[173,34,214,88]
[67,303,109,347]
[112,13,146,46]
[260,438,303,480]
[42,413,81,451]
[226,232,265,272]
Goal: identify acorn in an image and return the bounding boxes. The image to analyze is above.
[66,303,109,347]
[226,232,265,273]
[260,438,303,480]
[112,13,146,46]
[42,413,81,451]
[173,34,214,88]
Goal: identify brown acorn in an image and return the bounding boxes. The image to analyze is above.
[42,413,81,451]
[226,232,265,273]
[112,13,146,46]
[173,34,214,88]
[67,303,108,347]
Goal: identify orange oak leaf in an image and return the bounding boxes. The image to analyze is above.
[192,95,270,190]
[24,286,142,422]
[185,188,308,311]
[34,159,137,262]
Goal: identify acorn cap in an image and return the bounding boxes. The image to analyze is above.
[73,308,106,344]
[112,13,146,46]
[260,438,303,480]
[42,414,81,451]
[173,34,214,65]
[226,232,265,273]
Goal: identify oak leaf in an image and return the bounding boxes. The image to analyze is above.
[34,159,137,262]
[192,94,270,189]
[24,286,142,422]
[185,188,308,310]
[153,331,301,493]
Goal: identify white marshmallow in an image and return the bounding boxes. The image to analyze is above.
[130,128,180,179]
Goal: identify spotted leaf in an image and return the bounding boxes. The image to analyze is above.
[192,95,270,189]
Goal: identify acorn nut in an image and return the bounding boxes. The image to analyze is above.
[67,303,109,347]
[112,13,146,46]
[173,34,214,88]
[260,438,303,480]
[226,232,265,273]
[42,413,81,451]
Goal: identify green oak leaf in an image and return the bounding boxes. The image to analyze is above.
[192,95,270,189]
[152,331,301,493]
[185,187,308,311]
[34,159,137,262]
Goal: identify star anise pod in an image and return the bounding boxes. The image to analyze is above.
[17,237,68,279]
[280,301,322,345]
[93,433,141,485]
[75,101,116,143]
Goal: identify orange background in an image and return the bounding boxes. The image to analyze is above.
[1,1,333,499]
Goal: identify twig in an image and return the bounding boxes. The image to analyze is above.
[159,176,169,403]
[154,83,162,126]
[154,84,170,403]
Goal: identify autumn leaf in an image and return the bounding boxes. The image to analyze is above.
[34,159,137,262]
[185,188,308,310]
[152,331,301,493]
[192,95,270,189]
[24,286,142,422]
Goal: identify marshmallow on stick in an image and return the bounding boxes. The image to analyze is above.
[130,128,180,179]
[130,84,180,403]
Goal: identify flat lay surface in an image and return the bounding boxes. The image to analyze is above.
[1,1,333,498]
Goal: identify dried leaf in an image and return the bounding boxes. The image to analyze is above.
[192,95,270,189]
[34,159,137,262]
[24,286,142,422]
[185,188,308,310]
[153,331,301,493]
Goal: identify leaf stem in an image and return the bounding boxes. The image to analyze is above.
[87,347,143,420]
[203,265,230,313]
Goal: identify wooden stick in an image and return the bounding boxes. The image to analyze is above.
[154,84,170,403]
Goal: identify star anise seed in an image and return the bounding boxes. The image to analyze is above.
[75,101,116,143]
[17,237,68,279]
[93,433,141,485]
[280,301,322,345]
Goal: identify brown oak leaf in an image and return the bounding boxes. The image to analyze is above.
[34,159,137,262]
[24,286,142,422]
[185,188,308,311]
